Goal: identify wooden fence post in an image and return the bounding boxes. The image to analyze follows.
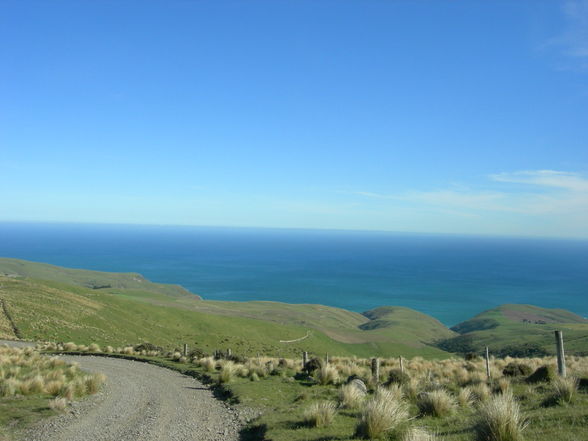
[371,357,380,383]
[485,347,491,380]
[555,330,566,377]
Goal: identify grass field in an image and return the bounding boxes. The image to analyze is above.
[0,258,458,358]
[441,304,588,357]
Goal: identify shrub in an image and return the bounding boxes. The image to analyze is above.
[552,376,578,404]
[356,394,409,439]
[302,401,337,427]
[304,357,323,373]
[134,342,163,353]
[474,392,527,441]
[385,369,410,386]
[417,390,456,417]
[526,365,555,384]
[502,363,532,377]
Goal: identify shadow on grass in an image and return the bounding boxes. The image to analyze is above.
[239,423,267,441]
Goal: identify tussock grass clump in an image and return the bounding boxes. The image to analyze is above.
[199,357,217,372]
[474,392,527,441]
[88,343,101,353]
[552,376,578,404]
[457,386,474,407]
[316,364,339,385]
[339,383,366,409]
[302,400,337,427]
[356,393,409,439]
[48,397,68,412]
[417,389,456,417]
[377,384,403,402]
[84,373,106,394]
[470,383,491,402]
[0,345,106,402]
[0,378,19,397]
[218,361,237,384]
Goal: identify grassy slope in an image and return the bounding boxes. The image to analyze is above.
[0,257,196,298]
[121,294,455,346]
[445,304,588,355]
[0,276,449,358]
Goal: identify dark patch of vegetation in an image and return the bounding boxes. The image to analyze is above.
[526,365,556,384]
[435,334,478,355]
[385,368,410,386]
[494,343,550,358]
[451,318,500,334]
[503,362,533,377]
[134,342,163,352]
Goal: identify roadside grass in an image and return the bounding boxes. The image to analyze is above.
[0,345,105,439]
[37,344,588,441]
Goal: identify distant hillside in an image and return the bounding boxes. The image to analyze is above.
[0,257,197,299]
[0,258,453,358]
[438,304,588,356]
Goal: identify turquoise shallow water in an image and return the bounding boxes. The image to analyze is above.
[1,222,587,326]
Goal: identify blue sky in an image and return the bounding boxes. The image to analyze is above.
[1,0,587,238]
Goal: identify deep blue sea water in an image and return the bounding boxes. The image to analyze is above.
[1,222,587,326]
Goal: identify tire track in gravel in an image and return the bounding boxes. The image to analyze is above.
[23,356,241,441]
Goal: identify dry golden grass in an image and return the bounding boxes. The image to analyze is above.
[339,383,366,409]
[303,400,337,427]
[0,345,105,402]
[474,392,527,441]
[356,391,409,439]
[417,389,456,417]
[552,375,578,404]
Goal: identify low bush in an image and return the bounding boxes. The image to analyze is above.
[526,365,555,384]
[385,369,410,386]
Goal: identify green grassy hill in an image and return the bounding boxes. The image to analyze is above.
[438,304,588,356]
[0,257,196,298]
[0,259,453,358]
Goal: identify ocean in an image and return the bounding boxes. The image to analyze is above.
[1,222,586,326]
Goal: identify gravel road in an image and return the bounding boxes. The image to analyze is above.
[21,356,242,441]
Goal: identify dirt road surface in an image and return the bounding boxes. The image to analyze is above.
[20,355,241,441]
